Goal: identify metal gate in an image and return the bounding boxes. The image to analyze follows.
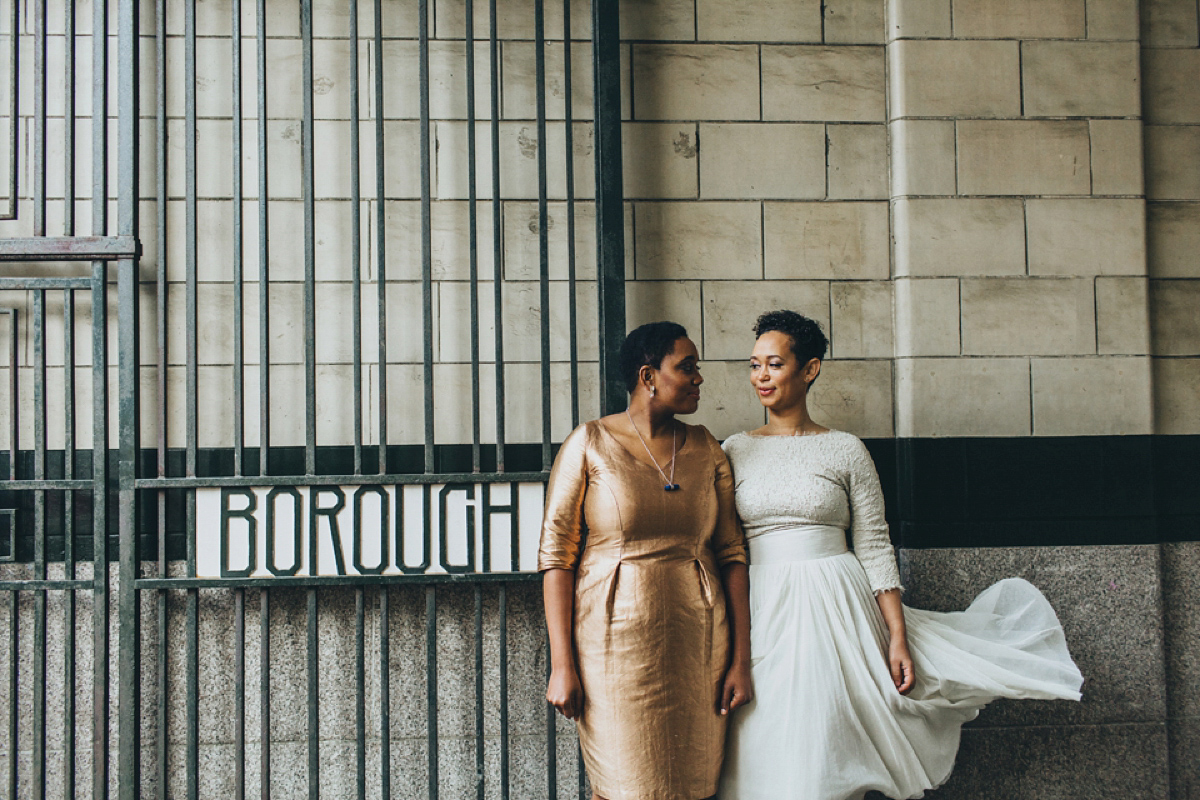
[0,0,626,794]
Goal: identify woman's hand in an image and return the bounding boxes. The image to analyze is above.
[888,638,915,695]
[720,660,754,715]
[547,667,584,720]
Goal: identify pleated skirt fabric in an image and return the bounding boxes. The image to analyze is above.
[719,549,1083,800]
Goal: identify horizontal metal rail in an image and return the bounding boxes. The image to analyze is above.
[0,236,140,261]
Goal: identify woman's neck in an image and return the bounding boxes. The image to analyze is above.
[765,403,817,434]
[626,398,677,438]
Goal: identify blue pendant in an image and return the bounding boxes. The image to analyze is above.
[664,484,680,491]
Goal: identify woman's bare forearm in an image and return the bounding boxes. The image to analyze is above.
[543,568,578,673]
[722,563,752,666]
[875,588,907,643]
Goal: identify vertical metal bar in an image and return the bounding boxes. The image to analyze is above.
[185,0,198,480]
[91,261,109,800]
[92,0,107,238]
[466,0,481,473]
[379,586,390,798]
[260,590,271,800]
[355,589,366,800]
[33,291,48,800]
[563,1,579,430]
[300,0,317,477]
[154,0,169,791]
[418,0,434,474]
[425,585,438,800]
[63,289,77,800]
[235,589,246,800]
[371,0,388,475]
[33,0,47,236]
[349,0,363,476]
[185,584,198,800]
[64,0,76,235]
[256,0,271,477]
[2,0,17,220]
[488,0,505,474]
[184,3,201,794]
[535,0,552,471]
[498,583,508,800]
[474,585,484,800]
[232,0,246,476]
[7,591,16,800]
[307,588,319,800]
[591,0,625,415]
[5,310,15,480]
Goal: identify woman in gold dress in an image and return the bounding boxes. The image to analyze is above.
[538,321,753,800]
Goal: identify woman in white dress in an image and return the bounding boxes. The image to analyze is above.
[719,310,1084,800]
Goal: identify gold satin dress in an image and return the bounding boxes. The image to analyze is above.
[538,420,748,800]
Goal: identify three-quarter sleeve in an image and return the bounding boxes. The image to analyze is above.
[537,423,590,572]
[845,437,903,594]
[706,428,748,568]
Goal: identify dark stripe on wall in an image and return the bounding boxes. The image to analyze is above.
[1,435,1198,560]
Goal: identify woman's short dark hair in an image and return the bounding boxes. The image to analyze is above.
[753,310,827,366]
[620,321,689,393]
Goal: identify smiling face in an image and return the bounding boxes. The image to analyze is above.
[646,336,704,415]
[749,330,820,412]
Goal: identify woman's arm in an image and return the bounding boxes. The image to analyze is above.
[544,568,583,719]
[720,562,753,714]
[875,588,914,694]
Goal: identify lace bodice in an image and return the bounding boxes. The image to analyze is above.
[722,430,903,594]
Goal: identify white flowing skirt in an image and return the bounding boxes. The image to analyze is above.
[719,527,1083,800]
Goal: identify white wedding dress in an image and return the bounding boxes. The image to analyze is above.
[718,431,1083,800]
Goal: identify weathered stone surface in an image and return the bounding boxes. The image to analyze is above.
[893,198,1025,277]
[896,358,1031,437]
[761,46,886,122]
[961,278,1096,357]
[894,278,960,357]
[1021,42,1141,118]
[1031,356,1153,436]
[764,202,890,280]
[1153,357,1200,435]
[888,40,1020,118]
[699,123,826,200]
[632,44,760,121]
[956,121,1092,197]
[1096,277,1152,355]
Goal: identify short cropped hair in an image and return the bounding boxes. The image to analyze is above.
[753,310,828,366]
[619,321,689,394]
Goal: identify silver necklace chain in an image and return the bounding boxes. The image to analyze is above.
[626,410,679,491]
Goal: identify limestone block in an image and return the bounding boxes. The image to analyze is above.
[827,124,888,200]
[237,119,305,201]
[436,0,592,40]
[830,281,893,359]
[1022,42,1141,118]
[1096,277,1151,355]
[1148,202,1200,278]
[1026,199,1147,276]
[439,280,598,365]
[896,357,1031,437]
[620,0,697,41]
[503,200,597,281]
[960,277,1096,356]
[686,360,765,442]
[380,363,430,444]
[1090,119,1145,196]
[892,198,1025,277]
[625,281,704,346]
[764,202,890,280]
[382,281,430,364]
[623,123,699,200]
[894,277,960,357]
[1146,126,1200,201]
[809,359,894,437]
[762,46,886,122]
[885,0,951,39]
[236,199,370,285]
[887,40,1020,119]
[956,121,1091,197]
[952,0,1085,38]
[503,41,595,122]
[824,0,886,44]
[1031,356,1153,435]
[1141,0,1200,46]
[1086,0,1140,39]
[699,123,826,200]
[633,202,762,280]
[435,121,594,201]
[696,0,823,42]
[1143,50,1200,125]
[702,280,830,361]
[164,37,234,120]
[889,120,956,196]
[494,360,600,443]
[632,45,760,121]
[1151,279,1200,355]
[1153,357,1200,434]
